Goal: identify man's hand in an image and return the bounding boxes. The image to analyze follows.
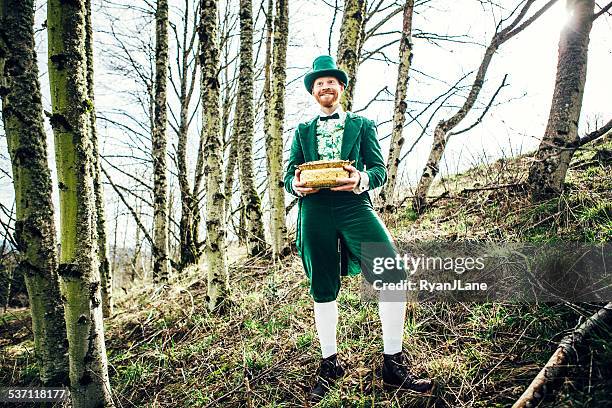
[330,165,360,191]
[294,169,320,196]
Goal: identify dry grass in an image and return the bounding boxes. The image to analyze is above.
[1,136,611,407]
[101,270,609,407]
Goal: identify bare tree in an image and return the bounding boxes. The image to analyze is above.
[86,0,112,318]
[0,0,69,386]
[47,0,113,404]
[267,0,290,258]
[174,0,204,269]
[337,0,367,111]
[237,0,267,256]
[527,0,598,199]
[152,0,171,283]
[412,0,558,213]
[380,0,414,210]
[200,0,229,310]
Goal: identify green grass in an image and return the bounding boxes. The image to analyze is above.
[2,136,610,407]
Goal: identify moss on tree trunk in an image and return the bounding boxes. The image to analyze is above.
[381,0,414,209]
[238,0,267,256]
[528,0,595,199]
[200,0,229,310]
[47,0,113,405]
[152,0,170,283]
[267,0,290,259]
[0,0,69,387]
[337,0,367,112]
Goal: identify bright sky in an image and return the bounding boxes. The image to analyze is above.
[1,0,610,247]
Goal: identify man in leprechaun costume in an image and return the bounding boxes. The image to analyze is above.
[284,55,433,402]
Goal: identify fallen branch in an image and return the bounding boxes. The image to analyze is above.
[394,182,523,210]
[458,182,523,193]
[512,302,612,408]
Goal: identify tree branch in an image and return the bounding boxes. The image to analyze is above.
[101,166,179,271]
[593,1,612,20]
[578,118,612,146]
[450,73,508,136]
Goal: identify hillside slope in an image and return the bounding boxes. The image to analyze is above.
[1,136,610,407]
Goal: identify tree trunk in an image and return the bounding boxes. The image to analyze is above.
[200,0,229,310]
[0,0,69,386]
[85,0,112,318]
[238,0,267,256]
[263,0,273,176]
[176,1,201,270]
[47,0,113,405]
[261,0,274,251]
[412,0,557,213]
[267,0,290,259]
[132,199,142,282]
[224,116,239,218]
[380,0,414,209]
[152,0,170,283]
[224,114,248,245]
[261,0,273,250]
[527,0,595,200]
[337,0,367,112]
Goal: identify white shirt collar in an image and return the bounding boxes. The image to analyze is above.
[319,104,346,123]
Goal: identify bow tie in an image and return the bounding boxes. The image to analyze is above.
[320,112,340,121]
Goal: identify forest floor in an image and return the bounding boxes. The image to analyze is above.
[1,135,611,407]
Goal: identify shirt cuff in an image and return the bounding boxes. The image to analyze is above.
[352,171,369,194]
[292,177,304,197]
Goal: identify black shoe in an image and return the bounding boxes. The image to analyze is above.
[382,352,433,393]
[309,354,345,403]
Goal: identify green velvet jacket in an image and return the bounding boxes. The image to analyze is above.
[283,111,388,276]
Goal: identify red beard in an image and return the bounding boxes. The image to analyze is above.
[314,89,339,108]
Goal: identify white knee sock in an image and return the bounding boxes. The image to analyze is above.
[313,300,338,358]
[378,299,407,355]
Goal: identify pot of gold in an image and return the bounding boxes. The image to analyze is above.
[297,159,353,188]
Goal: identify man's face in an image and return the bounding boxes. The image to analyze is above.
[312,76,344,108]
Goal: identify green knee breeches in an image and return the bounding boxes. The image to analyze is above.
[298,189,405,302]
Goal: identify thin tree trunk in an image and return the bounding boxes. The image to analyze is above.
[527,0,595,199]
[177,129,196,270]
[152,0,170,283]
[0,0,69,386]
[337,0,367,112]
[412,0,557,213]
[239,195,248,245]
[47,0,113,405]
[200,0,229,310]
[133,199,142,282]
[220,39,236,204]
[262,0,273,176]
[85,0,112,318]
[224,114,249,245]
[111,202,119,282]
[238,0,267,256]
[267,0,290,258]
[224,116,239,218]
[260,0,274,254]
[380,0,414,210]
[177,0,201,270]
[261,0,273,250]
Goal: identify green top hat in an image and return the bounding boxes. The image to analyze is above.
[304,55,349,94]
